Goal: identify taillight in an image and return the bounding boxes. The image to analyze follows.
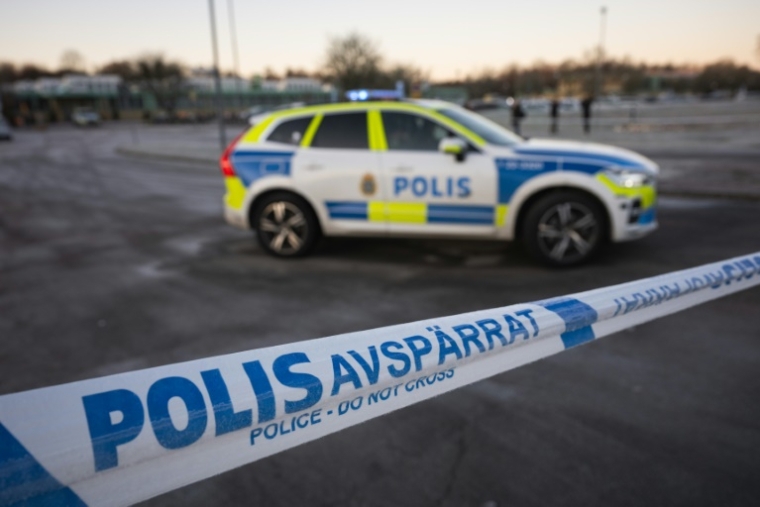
[220,132,245,177]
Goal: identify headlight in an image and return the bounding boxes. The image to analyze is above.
[603,167,654,188]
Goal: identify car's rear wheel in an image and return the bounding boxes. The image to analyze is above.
[253,192,319,257]
[523,190,605,266]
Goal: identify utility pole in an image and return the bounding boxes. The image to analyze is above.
[208,0,226,151]
[595,6,607,99]
[227,0,244,111]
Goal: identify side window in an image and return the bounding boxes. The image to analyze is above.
[310,112,368,149]
[266,116,313,146]
[382,112,452,151]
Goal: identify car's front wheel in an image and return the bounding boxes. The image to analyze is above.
[523,190,605,266]
[253,193,319,257]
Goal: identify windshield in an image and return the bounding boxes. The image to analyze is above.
[436,107,523,146]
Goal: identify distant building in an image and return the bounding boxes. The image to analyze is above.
[13,74,122,96]
[256,77,329,93]
[34,78,61,94]
[60,74,121,94]
[3,72,333,124]
[12,81,36,93]
[260,79,282,91]
[422,85,468,105]
[282,77,324,92]
[186,76,250,93]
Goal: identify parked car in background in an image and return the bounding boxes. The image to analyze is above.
[0,118,12,140]
[72,108,100,127]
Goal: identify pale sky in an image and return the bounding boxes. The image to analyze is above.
[1,0,758,80]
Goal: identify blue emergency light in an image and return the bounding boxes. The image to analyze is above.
[346,89,403,101]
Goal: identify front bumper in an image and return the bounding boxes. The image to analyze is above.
[596,173,658,242]
[614,198,658,241]
[618,219,658,241]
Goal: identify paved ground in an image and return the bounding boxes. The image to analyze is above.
[1,123,759,506]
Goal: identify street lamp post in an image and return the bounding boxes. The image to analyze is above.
[595,6,607,99]
[208,0,227,151]
[227,0,244,111]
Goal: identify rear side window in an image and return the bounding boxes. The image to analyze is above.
[267,116,313,145]
[310,112,368,149]
[382,112,452,151]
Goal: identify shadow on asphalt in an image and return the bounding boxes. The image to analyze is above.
[194,232,650,273]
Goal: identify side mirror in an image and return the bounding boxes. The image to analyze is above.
[439,137,467,162]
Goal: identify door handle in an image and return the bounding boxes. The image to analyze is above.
[393,166,414,173]
[305,164,324,171]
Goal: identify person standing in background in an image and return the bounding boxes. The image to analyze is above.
[550,98,560,134]
[581,96,594,134]
[511,99,526,136]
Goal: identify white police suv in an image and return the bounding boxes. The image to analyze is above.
[220,100,657,265]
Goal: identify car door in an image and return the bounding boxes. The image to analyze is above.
[378,110,497,237]
[294,110,386,235]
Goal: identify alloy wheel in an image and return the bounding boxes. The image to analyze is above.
[258,201,308,255]
[536,201,599,263]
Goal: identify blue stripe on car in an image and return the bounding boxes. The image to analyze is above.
[232,151,294,186]
[428,204,494,224]
[513,149,641,167]
[495,159,559,203]
[326,201,368,220]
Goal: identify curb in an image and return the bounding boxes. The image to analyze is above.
[115,147,217,165]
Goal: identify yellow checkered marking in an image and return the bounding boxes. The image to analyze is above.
[300,114,323,147]
[224,176,247,210]
[495,205,509,226]
[366,202,506,225]
[367,202,428,223]
[368,201,386,222]
[368,110,388,151]
[596,174,656,208]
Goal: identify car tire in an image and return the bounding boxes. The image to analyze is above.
[523,190,606,266]
[252,192,320,258]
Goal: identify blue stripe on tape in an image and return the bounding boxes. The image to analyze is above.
[537,297,598,349]
[0,422,86,506]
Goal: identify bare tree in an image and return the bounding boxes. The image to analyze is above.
[135,53,185,117]
[0,62,17,84]
[285,68,311,78]
[262,67,280,81]
[18,64,51,80]
[382,63,429,94]
[323,32,384,91]
[99,60,138,82]
[60,50,86,73]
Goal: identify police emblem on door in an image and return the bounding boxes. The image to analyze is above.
[361,174,376,196]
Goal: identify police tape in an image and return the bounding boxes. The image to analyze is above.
[2,253,759,506]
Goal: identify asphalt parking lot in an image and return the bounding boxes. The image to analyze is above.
[1,117,760,506]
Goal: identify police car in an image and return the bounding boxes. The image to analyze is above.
[220,100,657,265]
